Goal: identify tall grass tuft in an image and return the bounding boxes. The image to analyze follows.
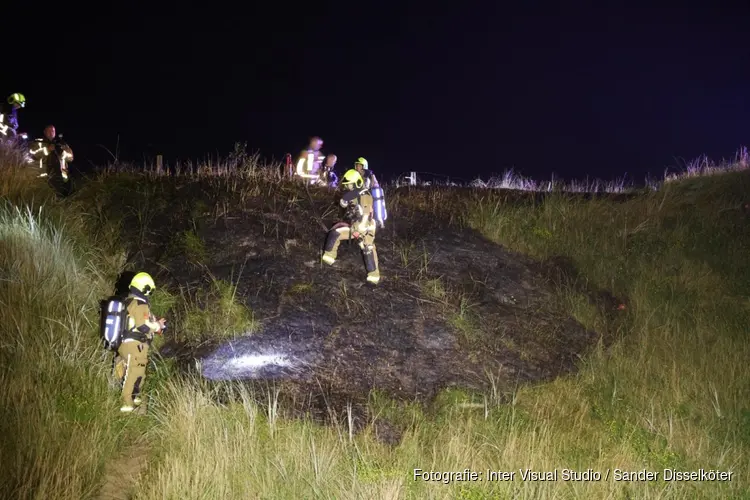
[0,199,130,499]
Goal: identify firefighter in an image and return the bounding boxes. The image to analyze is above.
[0,93,26,138]
[28,125,74,197]
[354,156,379,189]
[320,153,339,188]
[115,272,166,413]
[321,169,380,285]
[296,136,325,185]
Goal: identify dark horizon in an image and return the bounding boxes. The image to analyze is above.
[5,4,750,183]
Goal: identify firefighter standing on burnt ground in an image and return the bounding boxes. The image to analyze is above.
[354,156,379,189]
[321,169,380,285]
[320,153,339,188]
[296,136,325,185]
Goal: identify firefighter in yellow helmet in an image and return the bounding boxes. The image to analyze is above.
[354,156,379,189]
[321,169,380,285]
[115,272,166,413]
[0,93,26,138]
[296,136,325,185]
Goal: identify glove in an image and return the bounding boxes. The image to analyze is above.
[156,317,167,334]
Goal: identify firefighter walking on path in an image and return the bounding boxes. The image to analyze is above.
[321,169,381,285]
[115,272,166,413]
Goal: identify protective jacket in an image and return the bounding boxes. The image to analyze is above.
[340,188,376,233]
[321,167,339,187]
[29,137,73,178]
[124,288,162,344]
[363,169,373,188]
[296,148,323,182]
[0,103,19,137]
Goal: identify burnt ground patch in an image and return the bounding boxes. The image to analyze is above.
[105,177,625,438]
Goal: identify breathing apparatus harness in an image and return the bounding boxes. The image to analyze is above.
[341,187,372,243]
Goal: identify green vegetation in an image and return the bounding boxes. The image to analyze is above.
[177,276,259,345]
[0,143,748,499]
[0,164,130,498]
[169,229,208,264]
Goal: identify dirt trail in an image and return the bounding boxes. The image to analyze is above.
[96,436,150,500]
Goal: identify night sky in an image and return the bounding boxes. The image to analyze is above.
[6,4,750,183]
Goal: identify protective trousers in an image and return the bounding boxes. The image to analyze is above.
[48,173,71,198]
[117,340,149,406]
[322,222,380,284]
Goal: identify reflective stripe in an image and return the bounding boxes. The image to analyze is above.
[296,156,318,179]
[307,153,314,172]
[29,144,48,156]
[122,353,132,389]
[355,220,376,233]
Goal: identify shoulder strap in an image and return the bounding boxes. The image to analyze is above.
[120,297,136,318]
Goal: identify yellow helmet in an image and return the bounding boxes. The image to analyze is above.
[341,169,364,189]
[8,93,26,107]
[130,272,156,295]
[355,157,368,170]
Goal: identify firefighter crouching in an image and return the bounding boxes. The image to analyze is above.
[321,169,380,285]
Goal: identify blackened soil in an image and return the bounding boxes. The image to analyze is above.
[107,177,625,438]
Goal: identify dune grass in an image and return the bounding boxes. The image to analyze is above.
[1,140,748,498]
[463,171,750,497]
[0,161,134,497]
